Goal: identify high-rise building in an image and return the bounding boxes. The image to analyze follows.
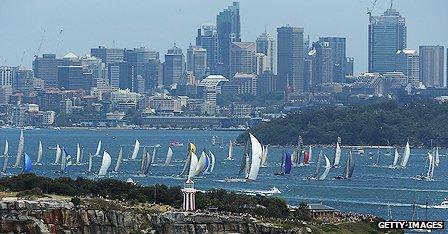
[217,2,241,78]
[91,46,124,63]
[319,37,346,83]
[163,45,185,86]
[345,57,354,76]
[57,65,87,90]
[368,4,406,73]
[187,45,207,80]
[255,53,268,76]
[12,67,34,93]
[304,49,316,91]
[33,54,73,87]
[124,47,158,91]
[80,55,106,88]
[277,26,304,92]
[419,45,445,88]
[396,49,419,85]
[196,24,218,73]
[256,32,277,74]
[229,42,256,78]
[313,41,334,84]
[0,66,13,86]
[107,61,133,89]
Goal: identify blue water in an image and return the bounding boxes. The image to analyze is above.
[0,128,447,222]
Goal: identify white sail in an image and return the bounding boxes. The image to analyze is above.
[3,140,9,156]
[319,155,331,180]
[2,140,9,172]
[194,151,207,176]
[333,142,341,167]
[392,149,400,166]
[14,130,24,167]
[400,141,411,167]
[151,147,156,164]
[227,140,233,160]
[208,150,216,173]
[164,147,173,166]
[98,150,111,176]
[36,141,43,164]
[114,147,123,172]
[76,144,81,164]
[309,146,313,163]
[426,152,435,180]
[94,140,102,156]
[247,133,262,181]
[187,152,199,179]
[60,149,67,172]
[88,154,93,173]
[130,140,140,160]
[434,147,440,167]
[261,145,268,166]
[54,144,61,164]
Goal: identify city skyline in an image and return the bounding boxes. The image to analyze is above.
[0,0,447,74]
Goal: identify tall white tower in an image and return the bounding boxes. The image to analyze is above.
[182,179,197,211]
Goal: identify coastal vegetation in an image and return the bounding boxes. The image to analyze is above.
[238,100,448,147]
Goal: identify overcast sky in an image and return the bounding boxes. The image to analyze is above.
[0,0,447,74]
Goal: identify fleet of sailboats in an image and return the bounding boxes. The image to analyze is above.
[0,131,443,185]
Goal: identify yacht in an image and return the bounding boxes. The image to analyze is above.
[433,198,448,209]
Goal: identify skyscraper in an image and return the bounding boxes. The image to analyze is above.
[196,24,218,74]
[217,2,241,78]
[277,26,304,92]
[396,49,419,85]
[256,32,277,74]
[313,41,334,84]
[57,65,87,90]
[163,45,185,86]
[124,47,158,91]
[32,54,73,87]
[419,45,445,88]
[368,4,406,73]
[229,42,256,78]
[187,45,207,80]
[318,37,346,83]
[91,46,124,63]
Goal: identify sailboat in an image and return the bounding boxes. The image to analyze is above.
[261,145,268,167]
[335,150,355,180]
[415,152,436,181]
[205,150,216,174]
[56,148,72,173]
[389,148,400,169]
[319,155,331,180]
[164,147,173,166]
[139,147,148,175]
[226,140,234,161]
[54,144,62,165]
[179,143,196,177]
[113,147,123,173]
[87,153,93,174]
[94,140,102,157]
[226,133,262,182]
[34,141,43,165]
[274,151,292,175]
[292,135,303,166]
[434,147,440,167]
[14,130,24,167]
[194,150,209,176]
[333,141,341,168]
[1,140,9,173]
[75,144,82,165]
[308,150,323,180]
[129,140,140,160]
[23,153,32,173]
[187,152,199,180]
[150,146,157,165]
[98,150,112,177]
[400,141,411,168]
[372,147,381,167]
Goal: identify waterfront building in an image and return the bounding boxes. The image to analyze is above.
[110,89,141,111]
[182,179,196,211]
[198,75,228,115]
[277,26,305,92]
[368,4,406,73]
[419,45,445,88]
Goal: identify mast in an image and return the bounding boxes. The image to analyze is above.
[14,130,24,167]
[36,141,43,164]
[114,147,123,172]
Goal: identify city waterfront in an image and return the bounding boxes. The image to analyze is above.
[1,128,447,222]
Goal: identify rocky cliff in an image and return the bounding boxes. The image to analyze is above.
[0,198,298,234]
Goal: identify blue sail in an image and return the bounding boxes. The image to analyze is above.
[23,153,32,173]
[203,153,210,173]
[284,152,292,174]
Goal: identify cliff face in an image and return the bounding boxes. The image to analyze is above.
[0,199,296,234]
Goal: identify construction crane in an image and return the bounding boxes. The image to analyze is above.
[34,29,46,58]
[367,0,379,20]
[56,27,64,56]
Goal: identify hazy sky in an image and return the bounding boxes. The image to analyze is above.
[0,0,447,74]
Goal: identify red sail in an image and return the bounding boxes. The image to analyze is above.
[303,152,310,164]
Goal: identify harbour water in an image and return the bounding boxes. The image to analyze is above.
[0,128,447,222]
